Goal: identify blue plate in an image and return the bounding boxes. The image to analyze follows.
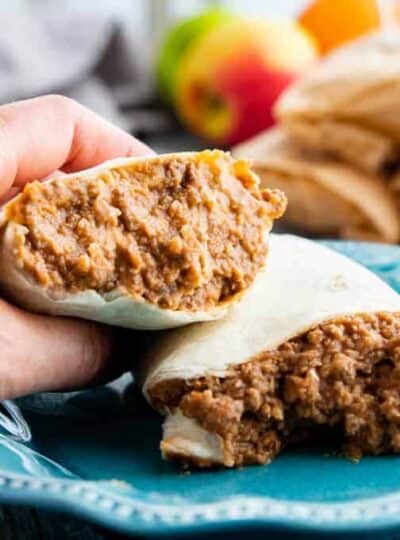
[1,240,400,538]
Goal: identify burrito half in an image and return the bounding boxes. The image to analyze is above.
[276,31,400,174]
[143,234,400,467]
[233,128,400,243]
[0,151,285,330]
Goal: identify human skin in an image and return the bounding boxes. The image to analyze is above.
[0,94,154,400]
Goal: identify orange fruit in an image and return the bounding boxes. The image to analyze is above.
[299,0,381,54]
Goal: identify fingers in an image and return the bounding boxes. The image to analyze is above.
[0,94,154,197]
[0,95,147,397]
[0,187,20,205]
[0,299,131,400]
[0,170,67,204]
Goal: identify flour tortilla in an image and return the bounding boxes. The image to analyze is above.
[233,129,400,243]
[0,152,260,330]
[276,30,400,173]
[141,234,400,463]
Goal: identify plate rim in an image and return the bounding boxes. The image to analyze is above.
[2,470,400,536]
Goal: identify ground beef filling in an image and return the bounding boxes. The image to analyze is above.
[5,151,285,310]
[150,312,400,466]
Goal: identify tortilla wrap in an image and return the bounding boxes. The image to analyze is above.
[276,30,400,174]
[142,234,400,465]
[233,128,400,243]
[0,152,284,330]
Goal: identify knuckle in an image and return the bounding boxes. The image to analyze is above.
[79,323,110,379]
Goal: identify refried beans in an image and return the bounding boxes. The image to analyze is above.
[4,151,285,310]
[150,312,400,467]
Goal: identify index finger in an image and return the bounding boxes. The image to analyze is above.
[0,94,154,197]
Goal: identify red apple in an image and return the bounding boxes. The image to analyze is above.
[175,19,318,146]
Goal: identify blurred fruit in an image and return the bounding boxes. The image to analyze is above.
[299,0,381,54]
[175,19,318,146]
[155,8,233,105]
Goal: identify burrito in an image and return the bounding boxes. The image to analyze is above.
[0,151,285,330]
[276,31,400,175]
[143,234,400,467]
[233,129,400,243]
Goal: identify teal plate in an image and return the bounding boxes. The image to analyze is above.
[1,240,400,538]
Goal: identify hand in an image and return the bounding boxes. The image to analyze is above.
[0,95,154,400]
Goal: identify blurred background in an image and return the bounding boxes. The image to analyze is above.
[1,0,384,149]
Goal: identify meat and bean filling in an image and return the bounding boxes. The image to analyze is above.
[5,151,285,310]
[150,312,400,466]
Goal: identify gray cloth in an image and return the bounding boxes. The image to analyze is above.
[0,7,156,131]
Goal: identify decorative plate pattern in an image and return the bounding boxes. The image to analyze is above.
[0,239,400,537]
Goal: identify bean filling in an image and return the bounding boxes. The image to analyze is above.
[150,312,400,466]
[5,151,285,311]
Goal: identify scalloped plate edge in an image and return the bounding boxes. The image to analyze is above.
[2,471,400,535]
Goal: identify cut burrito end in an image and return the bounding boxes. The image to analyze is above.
[143,235,400,467]
[0,151,286,329]
[152,312,400,467]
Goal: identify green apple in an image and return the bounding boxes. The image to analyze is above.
[155,8,233,106]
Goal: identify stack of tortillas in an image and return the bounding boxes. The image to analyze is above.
[233,30,400,243]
